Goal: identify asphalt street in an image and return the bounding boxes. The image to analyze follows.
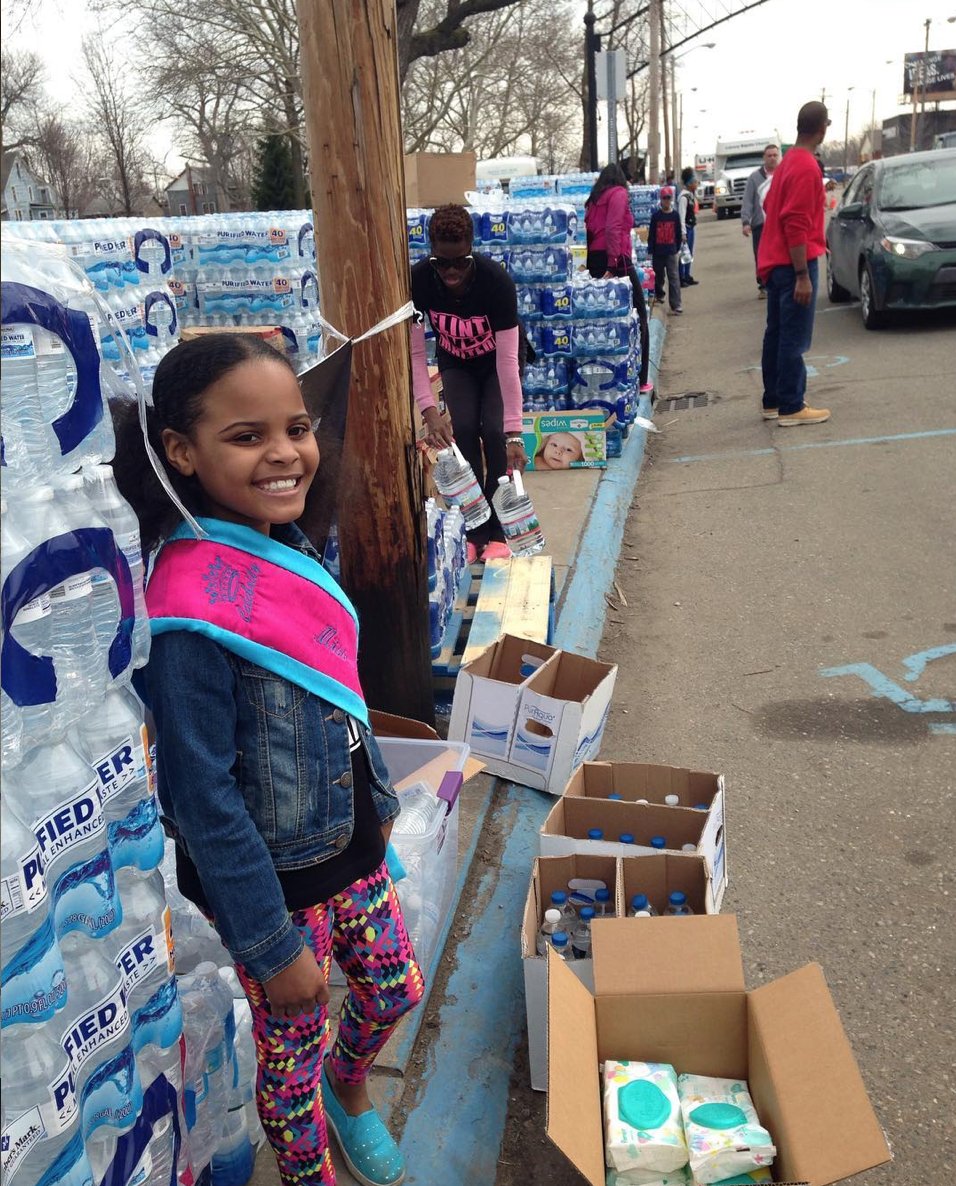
[496,213,956,1185]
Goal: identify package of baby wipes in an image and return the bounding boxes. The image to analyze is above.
[606,1167,692,1185]
[603,1061,689,1174]
[676,1075,776,1185]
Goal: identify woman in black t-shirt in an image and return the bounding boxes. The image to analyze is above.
[410,204,527,562]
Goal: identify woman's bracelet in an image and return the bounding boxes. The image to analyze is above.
[505,436,525,446]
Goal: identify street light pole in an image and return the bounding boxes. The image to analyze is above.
[585,1,600,172]
[648,0,661,184]
[843,87,855,177]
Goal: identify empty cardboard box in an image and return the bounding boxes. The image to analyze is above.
[448,635,617,793]
[547,914,892,1186]
[404,151,477,207]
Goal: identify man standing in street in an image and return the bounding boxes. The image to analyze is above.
[741,143,780,297]
[757,102,831,427]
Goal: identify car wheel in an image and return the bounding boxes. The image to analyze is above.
[859,263,886,330]
[826,253,851,303]
[716,207,727,221]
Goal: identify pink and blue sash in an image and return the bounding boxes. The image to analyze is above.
[145,518,368,726]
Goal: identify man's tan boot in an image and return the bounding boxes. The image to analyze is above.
[777,405,831,426]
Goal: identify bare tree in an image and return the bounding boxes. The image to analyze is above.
[396,0,523,82]
[25,114,99,218]
[402,0,581,168]
[1,48,44,150]
[82,35,153,215]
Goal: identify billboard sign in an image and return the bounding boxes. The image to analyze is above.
[903,49,956,101]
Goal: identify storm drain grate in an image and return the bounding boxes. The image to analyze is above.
[661,391,716,411]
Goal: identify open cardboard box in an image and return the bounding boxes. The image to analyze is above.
[559,761,728,911]
[522,853,713,1092]
[547,915,892,1186]
[369,708,484,784]
[448,635,617,794]
[521,854,617,1091]
[540,794,727,913]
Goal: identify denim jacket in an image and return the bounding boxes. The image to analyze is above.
[140,523,399,983]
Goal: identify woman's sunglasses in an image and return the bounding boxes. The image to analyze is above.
[429,254,473,272]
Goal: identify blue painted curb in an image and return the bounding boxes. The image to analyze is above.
[395,316,667,1183]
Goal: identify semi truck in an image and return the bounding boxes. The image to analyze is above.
[713,131,780,219]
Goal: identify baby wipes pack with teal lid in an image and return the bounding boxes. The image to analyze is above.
[603,1060,688,1174]
[677,1075,776,1184]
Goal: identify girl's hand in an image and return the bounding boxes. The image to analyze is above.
[265,947,329,1018]
[506,440,528,473]
[423,406,454,450]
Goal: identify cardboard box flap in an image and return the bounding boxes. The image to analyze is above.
[546,951,605,1186]
[749,963,892,1185]
[591,915,745,997]
[369,710,440,741]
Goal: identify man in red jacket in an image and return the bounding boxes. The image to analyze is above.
[757,101,832,426]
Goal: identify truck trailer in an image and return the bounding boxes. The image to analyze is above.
[714,132,780,219]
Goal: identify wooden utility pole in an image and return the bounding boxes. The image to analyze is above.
[297,2,435,725]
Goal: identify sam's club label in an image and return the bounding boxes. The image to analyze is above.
[1,841,47,920]
[0,1066,78,1181]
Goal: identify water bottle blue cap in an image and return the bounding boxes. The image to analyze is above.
[669,891,687,905]
[650,836,667,849]
[580,906,595,920]
[631,894,649,910]
[552,932,569,946]
[551,890,567,904]
[587,828,604,840]
[608,793,623,800]
[619,833,635,844]
[595,887,611,901]
[694,803,710,811]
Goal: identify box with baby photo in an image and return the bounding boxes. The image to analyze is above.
[522,411,607,471]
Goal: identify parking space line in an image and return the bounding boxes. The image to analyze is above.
[667,427,956,465]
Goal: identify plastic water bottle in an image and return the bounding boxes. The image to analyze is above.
[432,446,491,529]
[107,869,178,1051]
[650,836,667,851]
[619,833,635,845]
[664,793,680,806]
[58,929,145,1173]
[179,968,228,1181]
[72,688,164,873]
[212,1103,255,1186]
[549,931,574,961]
[548,889,577,932]
[629,894,659,918]
[1,497,58,738]
[396,786,445,837]
[571,906,596,960]
[8,738,121,942]
[492,471,545,557]
[536,908,563,957]
[664,891,694,916]
[0,796,70,1029]
[0,324,49,486]
[593,886,613,918]
[0,1019,93,1186]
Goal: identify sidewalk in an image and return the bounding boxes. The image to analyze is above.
[250,315,666,1186]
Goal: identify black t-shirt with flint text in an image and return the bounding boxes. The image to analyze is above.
[411,253,518,374]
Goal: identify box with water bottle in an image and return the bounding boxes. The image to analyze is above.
[545,914,892,1185]
[520,854,618,1091]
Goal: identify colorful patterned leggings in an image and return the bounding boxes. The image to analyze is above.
[232,861,425,1185]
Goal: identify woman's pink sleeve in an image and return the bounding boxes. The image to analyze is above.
[605,188,627,259]
[494,325,525,434]
[410,320,437,414]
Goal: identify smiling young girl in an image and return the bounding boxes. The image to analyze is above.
[114,334,423,1186]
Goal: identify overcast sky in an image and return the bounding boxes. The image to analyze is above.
[4,0,955,175]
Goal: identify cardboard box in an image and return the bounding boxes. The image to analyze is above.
[547,915,892,1186]
[448,635,617,794]
[179,324,286,353]
[404,151,477,207]
[522,853,713,1092]
[522,411,607,470]
[560,761,728,911]
[539,793,727,913]
[521,855,616,1090]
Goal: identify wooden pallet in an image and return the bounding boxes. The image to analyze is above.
[432,556,554,698]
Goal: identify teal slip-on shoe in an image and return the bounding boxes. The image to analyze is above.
[321,1061,406,1186]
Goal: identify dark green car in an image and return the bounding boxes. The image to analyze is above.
[825,149,956,329]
